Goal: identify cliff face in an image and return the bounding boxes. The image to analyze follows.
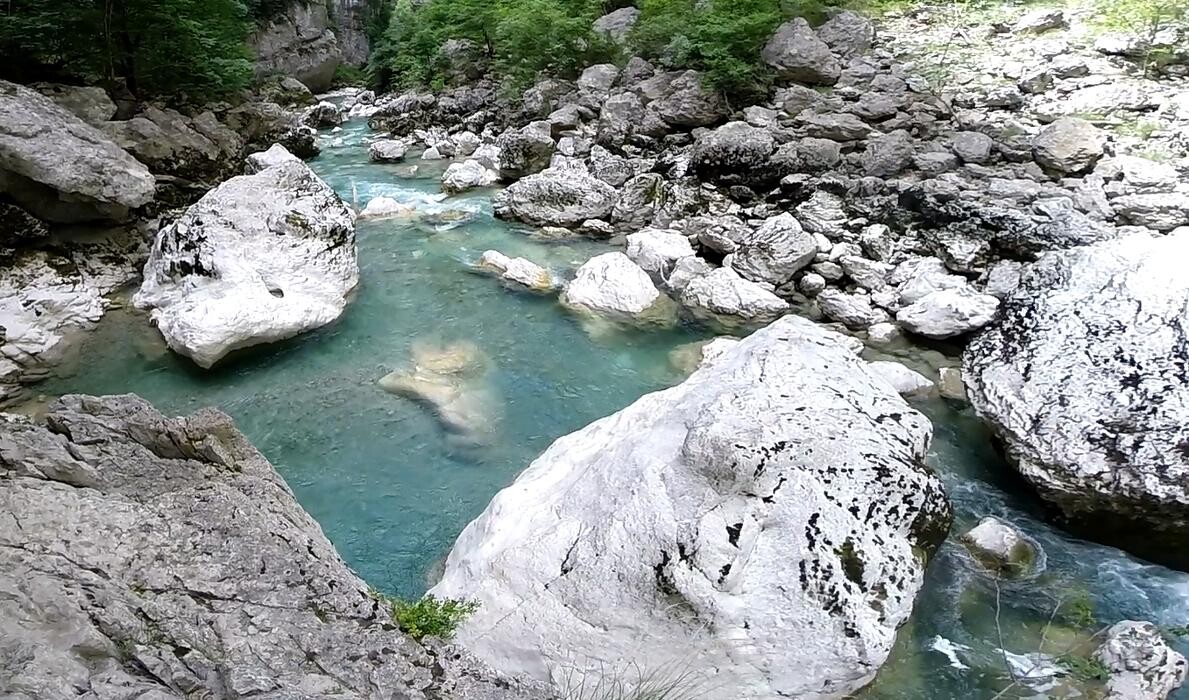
[250,1,343,92]
[334,0,372,66]
[0,394,549,700]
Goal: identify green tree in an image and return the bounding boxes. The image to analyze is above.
[0,0,253,101]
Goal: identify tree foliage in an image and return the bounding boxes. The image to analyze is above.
[367,0,612,92]
[0,0,253,101]
[632,0,789,98]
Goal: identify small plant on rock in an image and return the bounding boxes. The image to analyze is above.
[387,594,480,641]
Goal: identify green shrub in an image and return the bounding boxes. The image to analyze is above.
[387,594,480,640]
[333,64,367,87]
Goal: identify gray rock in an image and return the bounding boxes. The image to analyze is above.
[588,144,633,187]
[818,288,889,329]
[496,122,555,180]
[960,517,1039,576]
[1112,193,1189,232]
[801,113,874,141]
[680,266,790,324]
[249,1,342,91]
[0,394,548,700]
[938,367,967,401]
[0,80,155,223]
[896,287,999,338]
[963,231,1189,568]
[442,159,499,194]
[840,255,892,290]
[733,213,818,286]
[596,92,644,146]
[868,360,934,397]
[649,70,726,127]
[861,130,915,177]
[952,131,994,164]
[773,138,842,174]
[303,100,342,127]
[561,252,676,325]
[798,271,827,296]
[816,10,875,59]
[368,138,408,162]
[245,143,302,173]
[851,92,902,121]
[1096,621,1188,700]
[1013,8,1067,33]
[1032,118,1105,174]
[430,316,951,700]
[34,83,116,126]
[578,63,620,93]
[626,228,696,284]
[762,18,843,85]
[493,165,618,227]
[914,151,959,175]
[592,7,640,43]
[134,159,357,369]
[796,191,850,238]
[690,121,777,187]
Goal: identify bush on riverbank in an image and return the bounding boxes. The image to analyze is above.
[366,0,863,98]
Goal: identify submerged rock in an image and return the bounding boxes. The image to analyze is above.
[964,231,1189,569]
[0,79,155,222]
[431,315,952,699]
[0,394,544,699]
[379,340,501,446]
[442,159,499,194]
[476,250,555,292]
[867,360,935,397]
[134,158,357,369]
[359,195,418,220]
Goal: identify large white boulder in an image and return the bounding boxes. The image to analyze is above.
[134,159,357,368]
[896,287,999,338]
[680,266,789,325]
[964,231,1189,568]
[0,80,155,222]
[442,159,499,194]
[625,228,695,283]
[431,315,952,699]
[1096,621,1187,700]
[493,165,618,227]
[733,213,817,286]
[560,252,674,324]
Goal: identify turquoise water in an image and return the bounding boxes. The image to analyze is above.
[43,120,1187,698]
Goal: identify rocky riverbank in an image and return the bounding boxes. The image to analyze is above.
[0,394,550,698]
[1,0,1188,697]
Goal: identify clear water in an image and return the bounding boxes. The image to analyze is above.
[41,120,1188,698]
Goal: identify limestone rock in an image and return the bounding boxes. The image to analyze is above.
[249,1,342,92]
[380,341,501,445]
[681,267,790,325]
[0,394,548,699]
[818,289,889,330]
[560,252,675,325]
[593,7,640,43]
[477,250,555,292]
[816,10,875,60]
[963,231,1189,568]
[134,159,357,368]
[0,79,155,222]
[867,360,934,397]
[1096,621,1187,700]
[493,165,618,227]
[762,18,843,85]
[245,143,301,173]
[34,83,116,126]
[430,315,952,700]
[896,287,999,339]
[369,138,409,162]
[442,159,499,194]
[1112,193,1189,232]
[690,121,777,187]
[960,517,1039,576]
[733,213,818,286]
[359,195,417,220]
[1032,118,1105,175]
[626,228,695,283]
[496,122,555,180]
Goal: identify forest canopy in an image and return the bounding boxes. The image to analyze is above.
[0,0,254,100]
